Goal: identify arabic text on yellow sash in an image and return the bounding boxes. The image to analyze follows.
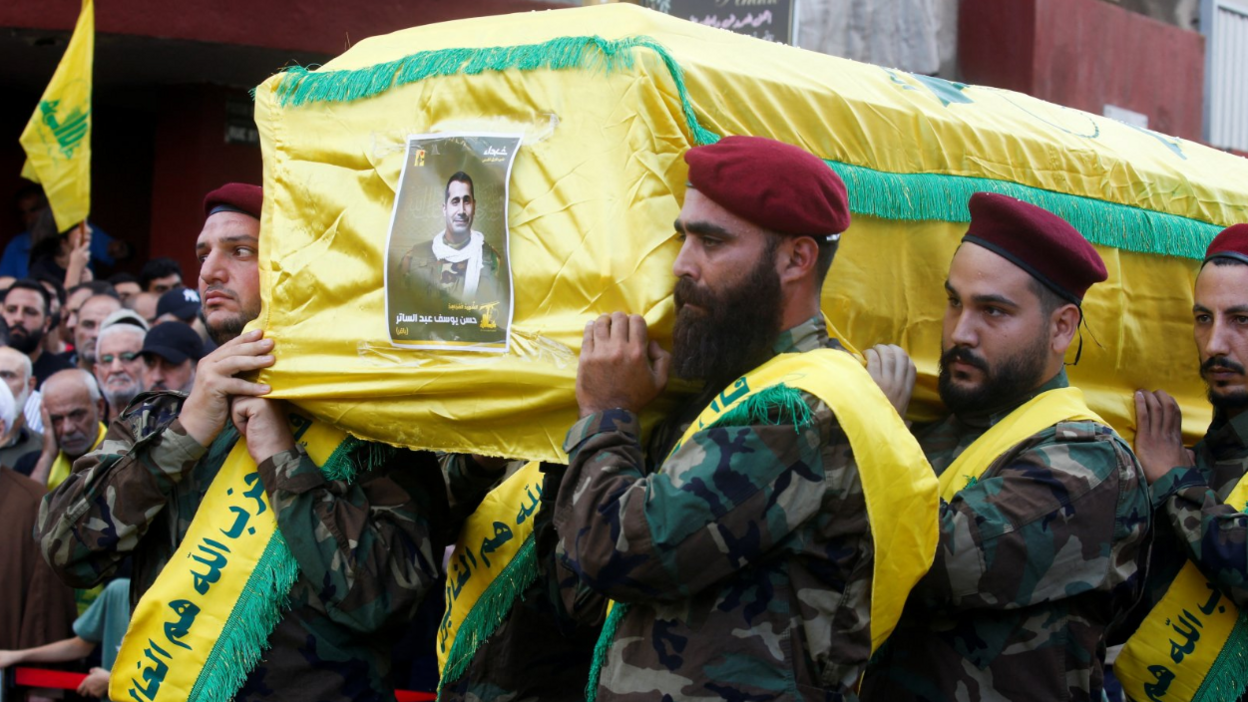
[111,417,348,702]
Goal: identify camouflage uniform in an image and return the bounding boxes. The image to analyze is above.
[400,234,504,305]
[37,391,492,702]
[860,372,1152,702]
[1145,409,1248,609]
[553,316,875,702]
[1112,409,1248,702]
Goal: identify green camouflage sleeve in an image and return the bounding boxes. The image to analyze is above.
[37,394,203,588]
[258,445,448,634]
[552,397,834,602]
[1150,465,1248,608]
[914,422,1149,611]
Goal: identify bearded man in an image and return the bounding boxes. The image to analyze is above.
[551,136,937,701]
[0,347,43,470]
[93,322,146,421]
[859,193,1151,702]
[38,183,475,702]
[1117,224,1248,701]
[2,279,72,387]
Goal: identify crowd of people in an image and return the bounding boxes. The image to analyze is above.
[0,133,1243,702]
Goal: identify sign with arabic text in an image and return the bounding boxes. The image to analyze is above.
[637,0,794,44]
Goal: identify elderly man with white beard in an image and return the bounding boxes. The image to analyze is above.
[93,323,147,422]
[0,347,42,471]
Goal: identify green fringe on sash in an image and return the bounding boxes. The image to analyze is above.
[585,601,630,702]
[711,383,814,434]
[270,35,719,146]
[186,436,391,702]
[826,160,1222,260]
[1194,610,1248,702]
[436,536,542,695]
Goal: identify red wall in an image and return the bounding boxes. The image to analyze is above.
[1,0,570,56]
[147,87,264,288]
[960,0,1205,140]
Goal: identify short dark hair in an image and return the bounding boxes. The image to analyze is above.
[140,258,183,289]
[32,272,66,306]
[3,279,51,316]
[109,272,139,286]
[814,238,839,283]
[444,172,475,201]
[1028,277,1074,320]
[69,280,119,300]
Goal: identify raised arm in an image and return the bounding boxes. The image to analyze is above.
[233,396,451,633]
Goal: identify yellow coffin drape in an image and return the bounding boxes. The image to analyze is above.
[251,4,1248,462]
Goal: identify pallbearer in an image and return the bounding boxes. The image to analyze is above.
[1120,224,1248,702]
[860,193,1152,702]
[553,136,939,701]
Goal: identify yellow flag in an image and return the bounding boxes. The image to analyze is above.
[20,0,93,232]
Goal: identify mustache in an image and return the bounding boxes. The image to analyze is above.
[673,277,714,310]
[1202,356,1246,375]
[204,284,235,300]
[940,345,989,373]
[59,431,89,446]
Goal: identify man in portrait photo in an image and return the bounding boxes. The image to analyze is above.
[400,171,503,306]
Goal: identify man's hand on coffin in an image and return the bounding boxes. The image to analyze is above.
[230,396,295,466]
[180,329,275,448]
[1133,388,1193,484]
[866,343,917,418]
[576,312,671,418]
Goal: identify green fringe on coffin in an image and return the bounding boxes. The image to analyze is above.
[710,383,814,434]
[437,536,542,695]
[267,33,1223,260]
[272,35,719,146]
[585,601,630,702]
[826,160,1223,260]
[1193,609,1248,702]
[185,436,387,702]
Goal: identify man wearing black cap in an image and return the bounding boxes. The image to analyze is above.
[1115,223,1248,701]
[154,286,212,345]
[38,183,460,702]
[860,193,1151,702]
[139,321,202,394]
[550,136,937,701]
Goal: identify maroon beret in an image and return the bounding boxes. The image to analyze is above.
[684,136,850,238]
[963,192,1107,304]
[203,183,263,221]
[1204,223,1248,266]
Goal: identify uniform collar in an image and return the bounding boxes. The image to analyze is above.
[772,316,830,355]
[1205,407,1248,455]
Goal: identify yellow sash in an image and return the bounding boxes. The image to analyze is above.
[111,416,350,702]
[47,422,105,490]
[436,460,544,686]
[1116,474,1248,702]
[937,387,1105,502]
[667,348,939,653]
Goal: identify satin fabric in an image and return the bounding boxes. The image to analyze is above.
[251,4,1237,461]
